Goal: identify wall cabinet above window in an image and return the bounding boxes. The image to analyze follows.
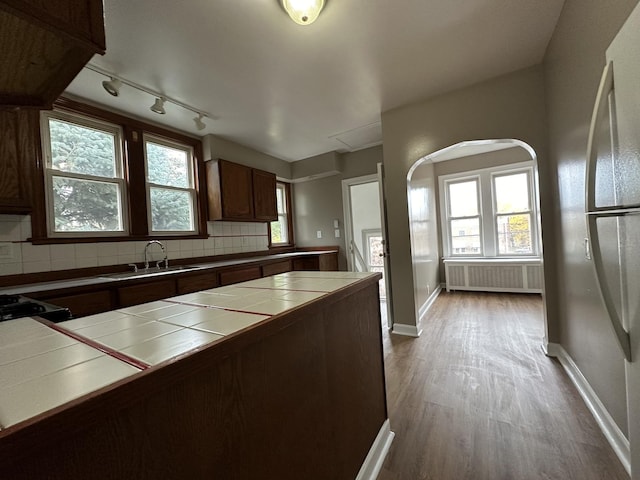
[206,159,277,222]
[0,0,105,109]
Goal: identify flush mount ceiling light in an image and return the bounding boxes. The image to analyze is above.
[150,97,166,114]
[193,113,206,131]
[101,77,121,97]
[281,0,325,25]
[83,63,214,133]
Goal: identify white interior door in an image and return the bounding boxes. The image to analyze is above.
[342,171,393,329]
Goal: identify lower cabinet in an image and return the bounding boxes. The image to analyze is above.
[177,272,219,294]
[42,290,114,318]
[27,251,339,318]
[219,266,261,286]
[117,279,177,308]
[261,260,292,277]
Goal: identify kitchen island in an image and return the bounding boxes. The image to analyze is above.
[0,271,391,480]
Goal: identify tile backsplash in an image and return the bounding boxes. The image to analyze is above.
[0,215,269,277]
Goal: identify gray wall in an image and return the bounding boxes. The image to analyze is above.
[407,161,439,322]
[380,66,555,332]
[292,146,382,269]
[543,0,639,437]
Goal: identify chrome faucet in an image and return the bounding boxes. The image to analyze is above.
[144,240,168,270]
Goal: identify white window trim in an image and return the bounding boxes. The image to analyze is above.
[439,161,540,259]
[270,182,289,245]
[444,176,483,257]
[40,110,129,238]
[143,134,198,235]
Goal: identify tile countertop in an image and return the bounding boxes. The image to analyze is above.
[0,271,375,430]
[0,250,338,295]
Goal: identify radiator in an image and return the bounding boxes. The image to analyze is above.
[444,259,543,293]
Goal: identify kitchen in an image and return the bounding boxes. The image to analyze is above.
[2,0,640,479]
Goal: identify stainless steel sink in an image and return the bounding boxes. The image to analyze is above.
[100,265,197,280]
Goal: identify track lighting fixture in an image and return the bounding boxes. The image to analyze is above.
[101,77,121,97]
[193,113,206,131]
[150,97,166,115]
[83,63,213,132]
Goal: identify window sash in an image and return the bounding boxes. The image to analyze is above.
[143,134,197,235]
[41,111,128,237]
[270,183,291,246]
[445,177,483,256]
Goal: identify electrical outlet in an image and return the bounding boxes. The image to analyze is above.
[334,229,340,238]
[316,230,322,239]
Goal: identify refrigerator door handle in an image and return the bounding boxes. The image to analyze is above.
[586,61,614,213]
[584,61,631,362]
[586,215,632,361]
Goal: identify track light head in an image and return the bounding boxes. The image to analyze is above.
[193,113,206,131]
[102,77,122,97]
[150,97,166,114]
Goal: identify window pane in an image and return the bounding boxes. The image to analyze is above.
[270,214,288,244]
[49,119,116,177]
[146,142,190,188]
[52,176,122,232]
[495,172,530,213]
[450,218,481,254]
[497,214,533,254]
[276,186,285,214]
[448,180,478,217]
[368,235,384,267]
[149,187,194,231]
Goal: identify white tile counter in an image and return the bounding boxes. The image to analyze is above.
[0,271,374,430]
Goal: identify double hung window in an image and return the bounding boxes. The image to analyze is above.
[144,136,197,234]
[440,163,538,258]
[270,182,292,246]
[41,111,127,236]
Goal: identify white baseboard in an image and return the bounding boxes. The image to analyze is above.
[546,342,630,475]
[392,285,442,338]
[391,323,422,337]
[418,285,442,325]
[355,419,395,480]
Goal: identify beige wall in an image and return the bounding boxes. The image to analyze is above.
[381,65,555,331]
[543,0,639,437]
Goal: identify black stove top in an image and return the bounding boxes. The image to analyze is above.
[0,295,72,322]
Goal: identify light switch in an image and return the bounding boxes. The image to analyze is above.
[334,229,341,238]
[333,219,339,228]
[316,230,322,239]
[0,242,13,260]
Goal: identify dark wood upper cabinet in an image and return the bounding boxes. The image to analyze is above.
[252,168,277,221]
[206,159,276,222]
[0,0,106,109]
[0,109,40,213]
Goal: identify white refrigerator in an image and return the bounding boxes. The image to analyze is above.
[586,1,640,476]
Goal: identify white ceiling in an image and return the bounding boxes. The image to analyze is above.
[65,0,565,162]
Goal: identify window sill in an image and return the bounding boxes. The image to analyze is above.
[443,256,541,264]
[29,234,209,245]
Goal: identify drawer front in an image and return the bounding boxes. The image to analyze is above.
[262,260,292,277]
[219,266,261,286]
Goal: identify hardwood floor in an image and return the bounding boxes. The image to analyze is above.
[378,291,628,480]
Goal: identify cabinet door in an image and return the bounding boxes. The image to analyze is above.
[177,272,219,294]
[219,160,254,219]
[0,110,36,213]
[252,168,277,221]
[219,266,261,286]
[117,279,177,308]
[44,289,114,318]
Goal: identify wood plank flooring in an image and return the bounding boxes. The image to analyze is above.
[378,291,628,480]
